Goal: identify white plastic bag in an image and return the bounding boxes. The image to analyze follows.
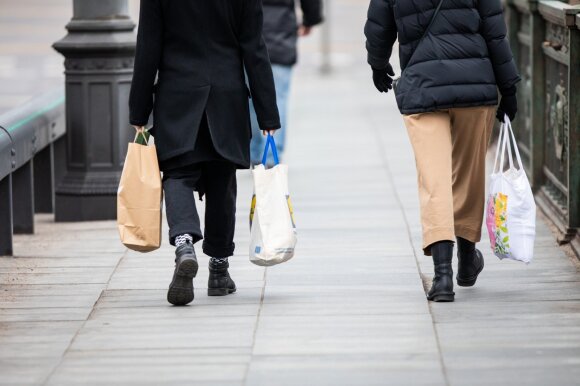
[486,117,536,263]
[249,135,297,266]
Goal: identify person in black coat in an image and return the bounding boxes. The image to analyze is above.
[129,0,281,306]
[249,0,323,164]
[365,0,520,303]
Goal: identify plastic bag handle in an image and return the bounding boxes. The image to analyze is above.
[494,120,511,173]
[261,134,279,166]
[505,117,524,171]
[495,115,518,174]
[492,121,506,174]
[501,122,515,172]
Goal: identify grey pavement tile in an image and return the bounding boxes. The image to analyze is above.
[0,358,59,386]
[0,269,113,286]
[265,271,423,287]
[261,285,428,305]
[92,288,263,312]
[446,366,580,386]
[0,256,120,268]
[258,301,430,317]
[0,284,104,297]
[436,324,580,350]
[446,286,580,303]
[252,314,439,356]
[431,302,580,323]
[68,314,258,351]
[246,355,446,386]
[0,319,82,334]
[440,347,580,370]
[0,307,93,322]
[95,298,261,318]
[0,294,99,309]
[46,362,247,385]
[0,340,71,360]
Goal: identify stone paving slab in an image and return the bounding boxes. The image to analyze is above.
[246,355,445,386]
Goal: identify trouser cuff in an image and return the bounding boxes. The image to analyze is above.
[203,240,235,258]
[423,227,456,256]
[454,225,482,244]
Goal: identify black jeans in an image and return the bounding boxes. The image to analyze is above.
[163,161,237,258]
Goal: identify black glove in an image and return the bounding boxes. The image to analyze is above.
[372,64,395,93]
[496,92,518,122]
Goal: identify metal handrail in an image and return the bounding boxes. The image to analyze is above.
[0,88,65,180]
[0,88,66,256]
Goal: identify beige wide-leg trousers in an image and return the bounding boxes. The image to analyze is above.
[403,106,496,256]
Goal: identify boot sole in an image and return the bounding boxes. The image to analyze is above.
[457,259,485,287]
[207,287,237,297]
[427,293,455,302]
[167,259,199,306]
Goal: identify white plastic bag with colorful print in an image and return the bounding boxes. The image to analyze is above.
[486,117,536,263]
[249,134,297,266]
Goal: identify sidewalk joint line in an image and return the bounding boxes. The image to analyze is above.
[242,266,268,386]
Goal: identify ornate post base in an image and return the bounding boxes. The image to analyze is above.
[53,0,136,222]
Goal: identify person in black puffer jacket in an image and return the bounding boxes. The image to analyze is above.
[249,0,323,164]
[365,0,520,303]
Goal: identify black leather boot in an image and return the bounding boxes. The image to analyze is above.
[167,242,198,306]
[427,241,455,302]
[456,237,484,287]
[208,260,236,297]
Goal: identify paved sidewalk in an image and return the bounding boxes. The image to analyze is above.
[2,0,580,385]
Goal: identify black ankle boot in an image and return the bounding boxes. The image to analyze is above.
[456,237,484,287]
[208,260,236,296]
[167,242,198,306]
[427,241,455,302]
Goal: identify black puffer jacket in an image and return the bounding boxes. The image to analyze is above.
[263,0,323,65]
[364,0,520,114]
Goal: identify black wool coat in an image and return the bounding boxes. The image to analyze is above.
[262,0,324,65]
[129,0,281,168]
[364,0,520,114]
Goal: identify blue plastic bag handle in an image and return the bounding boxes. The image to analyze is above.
[261,134,280,166]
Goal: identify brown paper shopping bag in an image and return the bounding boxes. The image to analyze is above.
[117,130,162,252]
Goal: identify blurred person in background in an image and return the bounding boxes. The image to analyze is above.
[249,0,323,165]
[129,0,280,306]
[365,0,519,302]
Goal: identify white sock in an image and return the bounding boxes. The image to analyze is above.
[210,257,228,265]
[175,234,193,247]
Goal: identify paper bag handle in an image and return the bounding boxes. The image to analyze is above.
[134,127,149,146]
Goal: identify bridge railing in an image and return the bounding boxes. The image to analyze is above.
[506,0,580,256]
[0,89,66,256]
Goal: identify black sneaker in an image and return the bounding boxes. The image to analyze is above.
[208,260,236,296]
[167,242,198,306]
